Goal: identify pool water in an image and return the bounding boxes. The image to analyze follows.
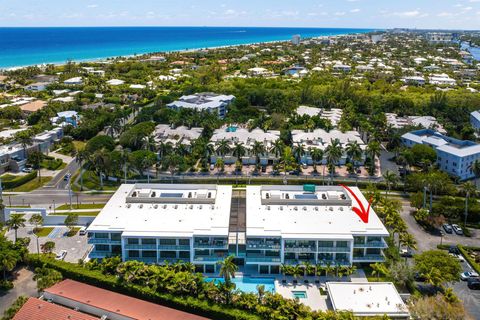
[226,126,238,132]
[292,291,307,299]
[205,277,275,294]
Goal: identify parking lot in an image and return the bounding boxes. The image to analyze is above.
[448,260,480,319]
[5,213,92,263]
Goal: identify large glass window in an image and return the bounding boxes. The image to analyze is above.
[353,248,365,257]
[142,238,156,245]
[336,241,348,248]
[179,239,190,246]
[96,244,109,251]
[159,239,176,245]
[111,245,121,254]
[354,236,365,245]
[318,253,334,261]
[336,253,348,261]
[366,248,381,255]
[179,251,190,259]
[143,251,157,258]
[127,238,139,245]
[95,233,108,239]
[111,233,121,241]
[160,251,176,258]
[318,241,334,248]
[128,250,139,258]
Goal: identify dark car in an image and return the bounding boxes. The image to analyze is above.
[443,224,453,234]
[448,246,460,255]
[468,278,480,290]
[414,272,426,282]
[271,170,280,176]
[261,166,267,173]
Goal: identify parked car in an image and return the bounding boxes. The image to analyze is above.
[448,246,460,255]
[414,272,426,282]
[209,164,215,171]
[451,224,463,235]
[443,224,453,234]
[22,167,33,173]
[63,173,71,181]
[449,253,465,262]
[461,271,479,281]
[261,166,267,173]
[79,227,87,236]
[399,248,413,258]
[301,163,308,169]
[271,170,280,176]
[55,250,67,260]
[468,278,480,290]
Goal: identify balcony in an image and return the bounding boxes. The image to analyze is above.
[352,254,385,262]
[353,240,387,248]
[88,238,121,244]
[317,247,350,253]
[284,259,316,265]
[159,258,190,264]
[126,257,157,264]
[89,251,110,259]
[158,245,191,250]
[246,256,281,263]
[284,247,316,253]
[194,243,228,249]
[316,260,351,266]
[193,256,227,262]
[246,243,281,250]
[125,244,157,250]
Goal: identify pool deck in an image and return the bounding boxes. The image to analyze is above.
[275,279,329,311]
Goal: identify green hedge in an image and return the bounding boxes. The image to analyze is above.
[3,171,37,189]
[27,255,260,320]
[458,245,480,274]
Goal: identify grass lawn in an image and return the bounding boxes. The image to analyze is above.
[34,227,54,237]
[73,140,86,151]
[7,176,52,192]
[80,170,120,191]
[50,211,100,216]
[6,205,31,208]
[0,174,17,182]
[56,203,105,210]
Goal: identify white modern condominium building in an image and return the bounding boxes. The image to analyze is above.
[402,129,480,180]
[245,185,389,274]
[87,184,232,273]
[88,184,389,274]
[166,92,235,119]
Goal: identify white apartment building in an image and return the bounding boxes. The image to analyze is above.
[87,184,232,273]
[154,124,202,148]
[292,129,366,165]
[429,73,456,86]
[402,129,480,180]
[246,185,389,274]
[167,93,235,119]
[209,127,280,165]
[386,113,445,133]
[295,106,343,127]
[470,110,480,131]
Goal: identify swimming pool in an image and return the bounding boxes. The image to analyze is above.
[205,277,275,294]
[292,291,307,299]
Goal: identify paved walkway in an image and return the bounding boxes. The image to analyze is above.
[0,268,37,314]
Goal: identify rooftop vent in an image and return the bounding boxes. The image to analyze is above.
[153,204,158,209]
[314,207,319,211]
[199,205,203,209]
[294,207,298,211]
[174,205,178,209]
[280,206,283,211]
[126,204,131,208]
[329,207,333,211]
[139,204,143,209]
[163,205,167,209]
[267,206,270,211]
[151,192,156,197]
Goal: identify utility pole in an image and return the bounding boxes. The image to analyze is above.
[68,175,73,210]
[465,191,469,226]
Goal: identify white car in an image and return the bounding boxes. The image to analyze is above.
[461,271,479,281]
[449,253,465,262]
[55,250,67,260]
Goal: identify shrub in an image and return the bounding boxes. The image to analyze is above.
[0,280,14,291]
[1,296,28,320]
[3,171,37,189]
[458,245,480,274]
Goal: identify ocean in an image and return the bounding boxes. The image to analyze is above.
[0,27,373,69]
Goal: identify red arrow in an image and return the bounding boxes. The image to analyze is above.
[340,184,371,223]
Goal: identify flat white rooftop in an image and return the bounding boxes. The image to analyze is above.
[327,282,409,318]
[87,184,232,237]
[246,186,388,239]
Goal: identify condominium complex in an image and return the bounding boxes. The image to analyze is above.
[87,184,389,274]
[166,92,235,118]
[87,184,232,273]
[292,129,366,165]
[402,129,480,180]
[245,185,389,274]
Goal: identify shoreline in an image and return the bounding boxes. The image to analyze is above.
[0,29,374,71]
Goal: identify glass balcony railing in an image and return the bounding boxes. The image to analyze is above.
[284,246,316,253]
[124,244,157,250]
[88,238,121,244]
[193,255,227,262]
[125,257,157,264]
[246,256,281,263]
[353,241,387,248]
[158,245,191,250]
[352,254,385,262]
[193,243,228,249]
[246,243,281,250]
[89,251,110,258]
[317,247,351,253]
[284,259,316,265]
[159,258,188,264]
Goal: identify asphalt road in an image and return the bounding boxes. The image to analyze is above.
[0,268,37,315]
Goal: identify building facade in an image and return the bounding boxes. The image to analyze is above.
[166,93,235,119]
[402,129,480,180]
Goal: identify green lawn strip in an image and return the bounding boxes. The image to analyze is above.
[34,227,55,237]
[6,205,31,208]
[458,245,480,274]
[67,227,80,237]
[56,203,105,210]
[50,211,100,216]
[8,176,52,192]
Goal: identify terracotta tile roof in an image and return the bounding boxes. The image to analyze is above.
[44,279,209,320]
[13,297,99,320]
[19,100,47,113]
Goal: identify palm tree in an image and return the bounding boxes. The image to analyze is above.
[292,143,305,164]
[280,147,296,175]
[217,255,238,284]
[92,149,109,189]
[215,139,231,157]
[15,130,33,159]
[158,141,173,161]
[310,148,323,172]
[383,170,399,196]
[0,251,17,280]
[370,262,389,281]
[256,284,266,303]
[6,214,26,242]
[366,140,381,175]
[399,233,417,261]
[462,181,477,226]
[325,139,343,179]
[251,141,265,166]
[232,142,246,162]
[270,139,285,161]
[75,149,89,191]
[345,140,363,169]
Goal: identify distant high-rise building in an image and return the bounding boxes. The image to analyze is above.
[292,34,301,45]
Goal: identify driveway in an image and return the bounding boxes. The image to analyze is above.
[447,261,480,320]
[379,150,399,175]
[0,268,37,314]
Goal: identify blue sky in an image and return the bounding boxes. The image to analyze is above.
[0,0,479,29]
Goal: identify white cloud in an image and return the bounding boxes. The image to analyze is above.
[335,11,346,16]
[87,4,98,8]
[350,8,360,13]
